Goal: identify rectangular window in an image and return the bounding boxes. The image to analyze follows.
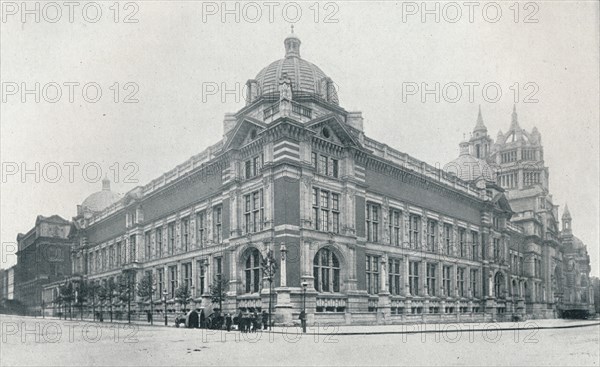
[443,266,451,297]
[155,228,163,258]
[459,228,466,258]
[388,258,401,295]
[196,212,205,247]
[244,190,264,233]
[145,231,152,260]
[493,238,500,261]
[457,268,465,297]
[311,152,318,170]
[427,219,437,252]
[331,158,339,178]
[157,268,164,297]
[312,188,340,234]
[116,242,122,266]
[109,245,114,269]
[366,203,380,242]
[169,265,177,299]
[470,269,478,298]
[366,255,380,295]
[409,214,421,248]
[214,206,222,243]
[129,235,136,262]
[332,193,340,233]
[168,222,176,255]
[214,257,223,280]
[319,155,328,175]
[182,217,190,252]
[471,231,478,261]
[444,224,452,255]
[427,263,436,296]
[389,209,401,246]
[197,261,205,295]
[245,154,263,179]
[409,261,419,296]
[183,263,192,290]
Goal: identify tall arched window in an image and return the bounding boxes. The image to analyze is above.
[244,249,261,293]
[494,272,504,298]
[313,248,340,292]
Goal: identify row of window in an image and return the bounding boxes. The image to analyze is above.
[89,207,224,275]
[367,204,480,260]
[311,152,339,178]
[155,257,222,299]
[498,172,518,189]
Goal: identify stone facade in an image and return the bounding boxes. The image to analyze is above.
[11,33,594,323]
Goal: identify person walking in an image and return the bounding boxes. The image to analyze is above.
[261,310,268,330]
[225,313,232,332]
[200,309,206,329]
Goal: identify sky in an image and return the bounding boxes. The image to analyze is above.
[1,1,598,276]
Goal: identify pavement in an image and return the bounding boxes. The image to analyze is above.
[1,314,599,366]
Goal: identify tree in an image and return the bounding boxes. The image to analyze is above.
[175,284,192,313]
[137,272,156,324]
[104,279,117,322]
[75,281,88,320]
[118,273,135,323]
[87,282,100,321]
[209,274,228,312]
[59,281,75,320]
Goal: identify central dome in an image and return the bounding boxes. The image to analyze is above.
[444,141,496,183]
[250,32,339,105]
[81,177,121,213]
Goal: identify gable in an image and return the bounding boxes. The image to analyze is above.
[223,117,266,152]
[307,114,362,149]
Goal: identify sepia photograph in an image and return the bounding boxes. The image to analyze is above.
[0,1,599,366]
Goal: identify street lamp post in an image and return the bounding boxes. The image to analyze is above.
[163,290,168,326]
[301,282,308,333]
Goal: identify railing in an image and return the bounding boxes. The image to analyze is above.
[316,295,347,312]
[264,102,280,119]
[292,101,312,118]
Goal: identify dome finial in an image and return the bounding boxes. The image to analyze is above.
[284,27,301,58]
[102,175,110,191]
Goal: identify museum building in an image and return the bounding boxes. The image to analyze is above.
[26,32,595,324]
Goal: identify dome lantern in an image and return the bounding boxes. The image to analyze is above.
[284,25,301,58]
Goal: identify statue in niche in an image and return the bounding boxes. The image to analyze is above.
[279,73,292,117]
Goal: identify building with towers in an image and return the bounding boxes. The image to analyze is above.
[8,31,594,323]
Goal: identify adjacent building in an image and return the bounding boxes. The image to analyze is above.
[13,215,73,314]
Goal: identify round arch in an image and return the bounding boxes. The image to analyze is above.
[312,245,345,293]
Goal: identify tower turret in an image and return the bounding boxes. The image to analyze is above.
[469,105,493,159]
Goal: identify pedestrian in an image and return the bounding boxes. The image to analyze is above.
[252,311,259,332]
[262,310,268,330]
[225,313,232,332]
[299,310,306,333]
[200,309,206,329]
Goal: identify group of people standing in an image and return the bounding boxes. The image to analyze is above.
[234,310,269,333]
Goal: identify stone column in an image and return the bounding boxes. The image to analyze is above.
[404,257,410,296]
[280,244,287,287]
